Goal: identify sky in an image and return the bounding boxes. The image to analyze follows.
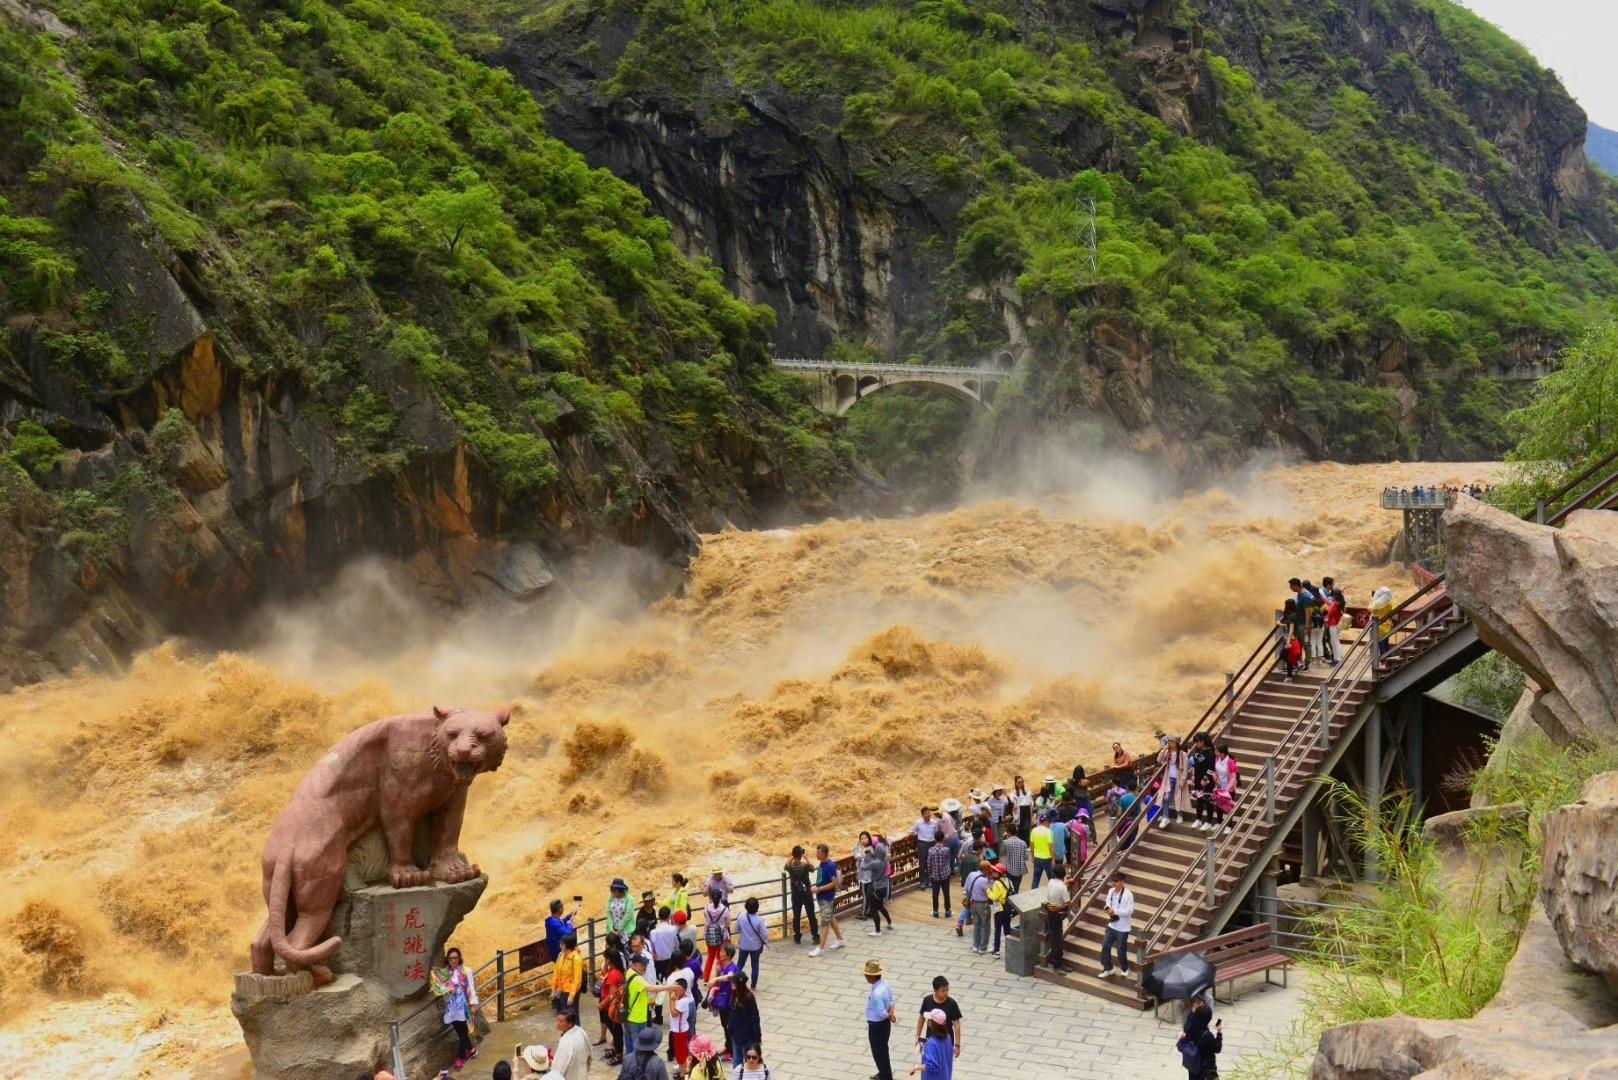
[1458,0,1618,128]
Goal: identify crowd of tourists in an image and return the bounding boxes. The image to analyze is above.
[369,626,1319,1080]
[1381,482,1492,501]
[1275,575,1349,680]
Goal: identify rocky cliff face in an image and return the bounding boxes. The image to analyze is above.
[0,0,854,689]
[0,210,766,684]
[476,0,1618,467]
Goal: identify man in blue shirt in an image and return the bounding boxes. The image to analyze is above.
[808,843,846,956]
[544,897,578,962]
[863,958,896,1080]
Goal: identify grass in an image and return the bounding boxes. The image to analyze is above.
[1229,734,1618,1078]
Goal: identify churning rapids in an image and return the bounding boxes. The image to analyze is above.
[0,459,1496,1077]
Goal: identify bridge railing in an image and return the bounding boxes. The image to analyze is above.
[771,357,1008,377]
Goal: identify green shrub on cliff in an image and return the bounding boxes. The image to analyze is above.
[0,0,846,513]
[1494,321,1618,513]
[512,0,1618,460]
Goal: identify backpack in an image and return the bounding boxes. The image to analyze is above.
[1177,1034,1202,1071]
[602,977,626,1023]
[705,910,726,946]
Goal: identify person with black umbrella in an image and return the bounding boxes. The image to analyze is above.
[1176,996,1222,1079]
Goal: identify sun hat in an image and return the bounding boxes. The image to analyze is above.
[969,788,985,800]
[610,878,628,891]
[689,1034,718,1060]
[941,798,962,813]
[862,959,884,977]
[992,784,1006,793]
[992,862,1009,875]
[925,1008,947,1025]
[672,910,688,924]
[520,1043,551,1070]
[1043,776,1058,785]
[641,889,656,901]
[634,1026,662,1052]
[711,866,724,874]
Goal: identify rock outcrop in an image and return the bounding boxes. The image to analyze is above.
[1310,903,1618,1079]
[1445,497,1618,744]
[1541,772,1618,988]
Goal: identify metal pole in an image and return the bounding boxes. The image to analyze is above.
[587,917,598,986]
[390,1020,406,1079]
[495,949,506,1023]
[1264,757,1276,825]
[779,872,790,940]
[1364,707,1383,882]
[1224,672,1235,722]
[1203,837,1217,907]
[1369,614,1381,678]
[1300,805,1318,878]
[1406,696,1424,810]
[1535,497,1546,525]
[1316,688,1329,749]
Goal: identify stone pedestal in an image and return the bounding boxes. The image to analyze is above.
[329,875,489,998]
[234,876,489,1080]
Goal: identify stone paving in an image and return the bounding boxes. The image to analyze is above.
[483,888,1305,1079]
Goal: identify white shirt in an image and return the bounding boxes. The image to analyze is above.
[649,922,680,962]
[1013,790,1034,807]
[1045,878,1071,909]
[668,970,694,1032]
[1105,886,1135,932]
[550,1024,591,1079]
[1214,756,1233,791]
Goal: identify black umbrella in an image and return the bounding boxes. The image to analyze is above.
[1140,950,1216,1001]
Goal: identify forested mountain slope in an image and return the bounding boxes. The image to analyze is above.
[0,0,850,685]
[473,0,1618,464]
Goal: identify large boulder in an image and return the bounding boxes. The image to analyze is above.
[1541,772,1618,988]
[1309,905,1618,1078]
[1444,498,1618,745]
[231,974,393,1080]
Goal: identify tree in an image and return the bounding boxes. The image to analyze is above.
[415,183,501,256]
[1501,321,1618,503]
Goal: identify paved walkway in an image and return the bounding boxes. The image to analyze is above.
[484,889,1303,1078]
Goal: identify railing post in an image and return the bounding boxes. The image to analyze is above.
[588,913,601,990]
[1203,837,1217,908]
[1535,497,1546,525]
[779,872,790,940]
[586,916,598,986]
[495,949,506,1023]
[389,1020,405,1079]
[1264,757,1276,826]
[1369,614,1381,678]
[1316,688,1329,749]
[1224,671,1235,722]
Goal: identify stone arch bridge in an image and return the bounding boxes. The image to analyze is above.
[772,358,1008,416]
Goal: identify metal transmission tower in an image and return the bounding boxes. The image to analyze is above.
[1079,195,1098,273]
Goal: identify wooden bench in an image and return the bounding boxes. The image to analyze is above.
[1142,923,1291,1018]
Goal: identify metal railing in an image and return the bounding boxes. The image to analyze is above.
[771,357,1007,377]
[1066,624,1287,919]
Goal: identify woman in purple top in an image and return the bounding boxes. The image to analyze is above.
[707,943,739,1058]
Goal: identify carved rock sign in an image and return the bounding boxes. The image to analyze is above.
[326,878,489,999]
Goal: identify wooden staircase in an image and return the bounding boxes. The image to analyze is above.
[1040,665,1369,1007]
[1035,456,1618,1009]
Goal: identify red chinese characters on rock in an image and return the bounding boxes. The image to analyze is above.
[403,935,425,956]
[404,960,427,983]
[404,907,425,930]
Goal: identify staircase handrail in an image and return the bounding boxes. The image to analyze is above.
[1542,445,1618,511]
[1132,621,1381,960]
[1066,622,1286,912]
[1545,451,1618,526]
[1131,581,1463,959]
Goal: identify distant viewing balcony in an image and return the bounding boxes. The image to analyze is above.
[1380,490,1453,510]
